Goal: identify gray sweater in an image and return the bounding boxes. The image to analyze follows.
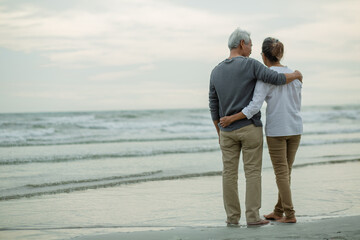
[209,56,286,132]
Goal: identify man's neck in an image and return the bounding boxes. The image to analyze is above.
[228,49,246,59]
[268,63,284,67]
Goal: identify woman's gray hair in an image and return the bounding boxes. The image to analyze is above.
[262,37,284,63]
[228,28,251,50]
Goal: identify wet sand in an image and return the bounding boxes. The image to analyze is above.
[1,161,359,240]
[73,215,360,240]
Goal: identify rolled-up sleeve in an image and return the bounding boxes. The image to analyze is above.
[253,60,286,85]
[209,81,220,121]
[242,81,270,119]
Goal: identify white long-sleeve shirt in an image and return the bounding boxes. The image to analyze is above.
[242,66,303,137]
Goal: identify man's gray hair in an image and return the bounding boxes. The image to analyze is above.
[228,28,251,50]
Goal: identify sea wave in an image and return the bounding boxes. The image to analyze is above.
[1,132,360,147]
[1,106,360,147]
[1,158,358,201]
[26,170,163,188]
[305,128,360,135]
[0,171,221,201]
[0,146,220,165]
[292,158,360,168]
[299,138,360,146]
[0,135,216,147]
[2,138,360,165]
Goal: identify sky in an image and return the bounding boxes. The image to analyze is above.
[0,0,359,113]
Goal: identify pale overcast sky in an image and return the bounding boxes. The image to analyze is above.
[0,0,359,113]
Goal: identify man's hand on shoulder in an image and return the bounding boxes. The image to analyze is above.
[294,70,303,83]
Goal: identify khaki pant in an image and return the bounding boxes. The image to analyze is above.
[220,124,263,224]
[266,135,301,219]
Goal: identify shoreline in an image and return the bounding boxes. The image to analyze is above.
[1,161,359,240]
[72,215,360,240]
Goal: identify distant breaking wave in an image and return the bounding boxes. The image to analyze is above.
[299,138,360,146]
[1,158,358,201]
[0,136,216,147]
[292,158,360,168]
[305,128,360,136]
[1,105,360,147]
[2,139,360,165]
[1,131,360,147]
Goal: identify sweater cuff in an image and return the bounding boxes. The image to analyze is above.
[242,108,253,119]
[210,112,220,121]
[281,74,286,84]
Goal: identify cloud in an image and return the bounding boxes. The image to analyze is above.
[271,1,360,63]
[88,64,155,81]
[0,0,230,68]
[2,1,359,69]
[0,0,283,69]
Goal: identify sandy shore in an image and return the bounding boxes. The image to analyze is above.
[72,215,360,240]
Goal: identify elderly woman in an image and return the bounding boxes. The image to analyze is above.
[219,37,303,223]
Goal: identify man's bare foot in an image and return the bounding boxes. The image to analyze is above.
[247,219,269,225]
[264,212,283,220]
[226,221,240,227]
[276,217,297,223]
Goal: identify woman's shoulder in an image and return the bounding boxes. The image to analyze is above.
[270,66,302,87]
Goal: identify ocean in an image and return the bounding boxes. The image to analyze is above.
[1,105,360,239]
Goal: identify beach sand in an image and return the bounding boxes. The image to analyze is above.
[73,215,360,240]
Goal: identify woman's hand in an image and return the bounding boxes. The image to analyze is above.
[220,116,233,128]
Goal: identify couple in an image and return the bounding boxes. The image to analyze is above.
[209,28,303,226]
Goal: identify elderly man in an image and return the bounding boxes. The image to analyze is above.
[209,28,302,226]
